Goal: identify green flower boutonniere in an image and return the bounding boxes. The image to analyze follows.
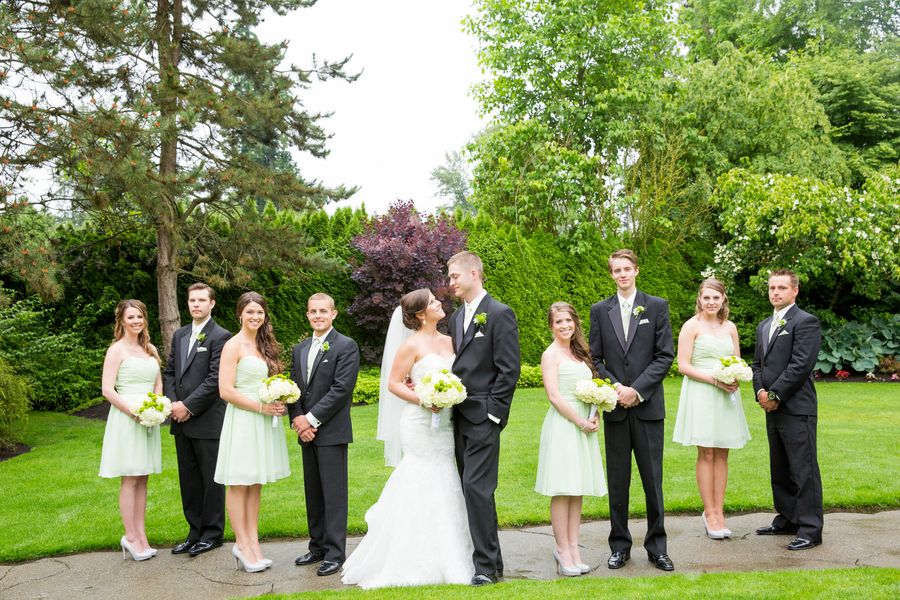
[321,341,330,353]
[777,318,786,329]
[473,312,487,327]
[632,306,645,318]
[196,332,207,344]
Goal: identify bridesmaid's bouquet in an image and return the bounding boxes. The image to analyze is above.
[131,392,172,430]
[258,374,301,428]
[574,378,618,420]
[712,356,753,405]
[414,369,467,430]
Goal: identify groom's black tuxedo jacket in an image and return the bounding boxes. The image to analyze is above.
[163,318,232,439]
[589,291,674,422]
[449,293,521,428]
[289,329,360,447]
[752,305,821,416]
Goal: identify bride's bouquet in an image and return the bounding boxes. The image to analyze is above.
[131,392,172,431]
[258,373,301,428]
[414,368,467,430]
[712,355,753,405]
[574,378,618,420]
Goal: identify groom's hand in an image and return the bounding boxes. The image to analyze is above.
[171,401,190,422]
[616,385,639,408]
[292,415,317,442]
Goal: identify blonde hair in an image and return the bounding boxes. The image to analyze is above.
[608,248,638,272]
[308,292,336,310]
[447,251,484,282]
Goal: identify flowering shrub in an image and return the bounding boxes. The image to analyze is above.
[835,370,850,380]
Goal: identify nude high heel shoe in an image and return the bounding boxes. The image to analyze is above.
[232,545,267,573]
[552,547,581,577]
[120,536,153,561]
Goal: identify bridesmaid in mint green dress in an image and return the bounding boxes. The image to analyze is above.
[535,302,606,577]
[98,299,163,561]
[214,292,290,572]
[673,278,750,540]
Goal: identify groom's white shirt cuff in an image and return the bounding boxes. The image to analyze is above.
[306,412,321,428]
[614,382,645,403]
[487,413,500,424]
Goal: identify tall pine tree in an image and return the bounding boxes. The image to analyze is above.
[0,0,355,353]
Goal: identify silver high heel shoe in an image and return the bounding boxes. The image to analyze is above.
[703,513,726,540]
[576,561,590,574]
[120,536,153,561]
[552,547,581,577]
[232,545,267,573]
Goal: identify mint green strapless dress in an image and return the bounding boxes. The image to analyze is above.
[673,335,751,449]
[214,356,290,485]
[98,357,162,478]
[534,360,607,497]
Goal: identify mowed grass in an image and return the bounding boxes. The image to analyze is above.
[264,567,900,600]
[0,379,898,562]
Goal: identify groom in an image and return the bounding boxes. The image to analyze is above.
[289,293,360,577]
[752,269,823,550]
[163,283,232,556]
[589,249,675,571]
[447,251,520,586]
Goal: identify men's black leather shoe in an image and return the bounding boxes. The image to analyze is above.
[787,538,820,551]
[648,553,675,571]
[756,525,798,536]
[607,551,630,569]
[188,538,222,556]
[294,551,325,566]
[316,561,342,576]
[471,573,496,586]
[172,539,198,555]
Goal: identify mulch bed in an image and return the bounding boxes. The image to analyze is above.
[815,374,898,384]
[0,443,31,462]
[73,403,110,421]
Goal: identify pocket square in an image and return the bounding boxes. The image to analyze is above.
[777,330,790,336]
[639,318,650,325]
[474,331,485,338]
[322,358,329,363]
[196,347,208,353]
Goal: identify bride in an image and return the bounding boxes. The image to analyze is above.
[341,288,474,589]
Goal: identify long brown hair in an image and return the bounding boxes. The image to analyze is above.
[695,278,730,322]
[236,291,282,375]
[113,299,160,362]
[548,302,595,375]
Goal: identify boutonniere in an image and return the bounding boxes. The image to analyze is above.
[320,341,330,353]
[777,318,786,328]
[196,332,207,344]
[632,306,645,318]
[473,312,487,327]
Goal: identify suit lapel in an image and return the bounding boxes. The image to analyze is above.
[453,307,465,352]
[181,319,214,375]
[308,330,335,383]
[179,329,191,375]
[457,295,490,356]
[765,306,796,355]
[299,339,311,385]
[607,300,627,351]
[623,292,645,354]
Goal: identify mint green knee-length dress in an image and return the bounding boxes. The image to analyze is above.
[98,356,162,478]
[534,360,607,497]
[214,356,290,485]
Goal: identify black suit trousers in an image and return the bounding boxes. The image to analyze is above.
[604,411,666,555]
[301,444,348,563]
[766,411,824,542]
[173,433,225,541]
[454,417,503,576]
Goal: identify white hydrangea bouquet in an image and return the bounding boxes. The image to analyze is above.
[574,378,618,420]
[414,368,467,429]
[712,355,753,405]
[131,392,172,431]
[258,373,301,428]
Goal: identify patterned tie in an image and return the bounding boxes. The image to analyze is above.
[768,311,780,342]
[189,327,200,352]
[621,301,631,340]
[307,337,321,383]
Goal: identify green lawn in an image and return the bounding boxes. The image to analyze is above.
[1,379,898,563]
[264,567,900,599]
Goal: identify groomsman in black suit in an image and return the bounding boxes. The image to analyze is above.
[589,249,675,572]
[289,293,360,577]
[163,283,232,556]
[447,251,521,586]
[752,269,824,550]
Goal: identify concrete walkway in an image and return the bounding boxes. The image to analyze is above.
[2,511,898,599]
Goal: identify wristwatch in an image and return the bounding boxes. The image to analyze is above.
[767,391,781,404]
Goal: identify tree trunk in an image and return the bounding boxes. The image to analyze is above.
[156,223,179,359]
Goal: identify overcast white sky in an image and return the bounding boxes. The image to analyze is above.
[256,0,485,216]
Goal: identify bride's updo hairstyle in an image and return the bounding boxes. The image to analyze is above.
[695,277,730,322]
[400,288,431,331]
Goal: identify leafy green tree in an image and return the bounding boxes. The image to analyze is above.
[430,150,475,213]
[0,0,354,354]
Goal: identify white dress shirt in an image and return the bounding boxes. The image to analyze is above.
[189,316,211,351]
[305,327,333,428]
[463,289,488,334]
[769,304,794,342]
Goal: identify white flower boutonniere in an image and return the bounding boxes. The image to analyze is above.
[632,306,646,318]
[473,312,487,327]
[321,341,330,353]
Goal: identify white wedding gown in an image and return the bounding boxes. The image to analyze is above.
[341,354,474,589]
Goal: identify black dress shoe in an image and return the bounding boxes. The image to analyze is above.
[756,524,797,536]
[316,560,342,576]
[172,539,198,555]
[787,537,820,551]
[471,573,496,586]
[294,551,325,566]
[188,538,223,556]
[607,550,630,569]
[648,553,675,571]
